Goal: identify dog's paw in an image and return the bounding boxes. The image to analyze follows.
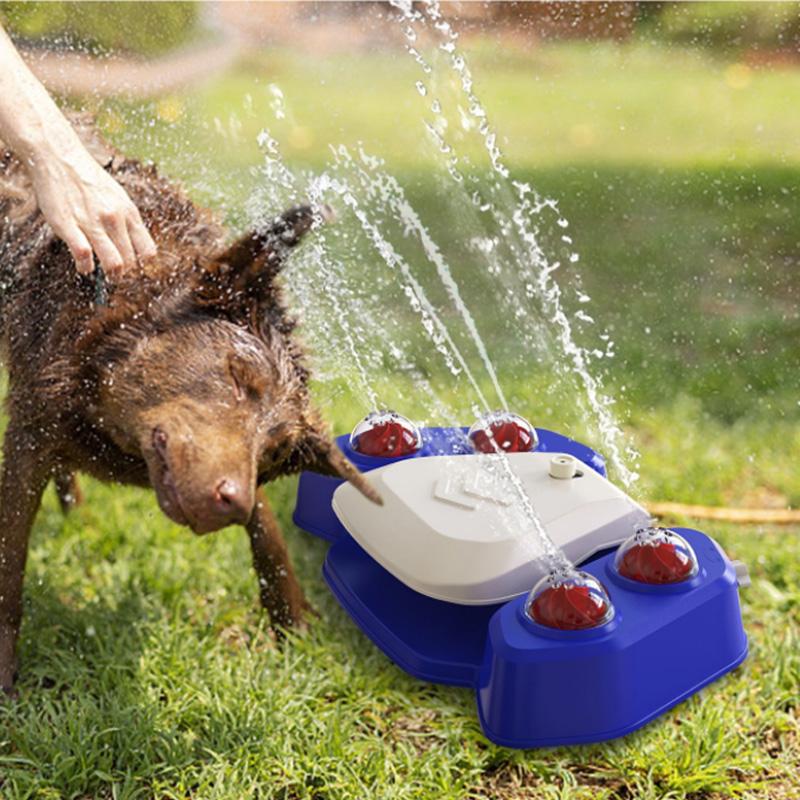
[270,599,317,643]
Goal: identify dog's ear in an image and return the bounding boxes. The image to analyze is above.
[196,204,333,313]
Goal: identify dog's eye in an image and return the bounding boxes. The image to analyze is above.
[231,371,261,403]
[230,370,246,402]
[228,355,265,403]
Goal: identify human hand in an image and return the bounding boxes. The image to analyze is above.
[0,24,156,279]
[29,147,156,280]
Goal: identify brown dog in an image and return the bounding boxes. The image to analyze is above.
[0,116,378,695]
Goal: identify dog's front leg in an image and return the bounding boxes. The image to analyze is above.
[0,422,52,696]
[246,492,308,630]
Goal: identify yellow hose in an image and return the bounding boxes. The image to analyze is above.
[649,501,800,525]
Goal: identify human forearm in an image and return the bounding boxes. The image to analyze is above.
[0,26,81,163]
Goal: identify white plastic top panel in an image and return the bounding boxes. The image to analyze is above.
[332,452,650,605]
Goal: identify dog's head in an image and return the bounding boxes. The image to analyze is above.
[95,206,380,533]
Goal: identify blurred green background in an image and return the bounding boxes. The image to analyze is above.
[0,1,199,55]
[0,3,798,798]
[30,0,794,505]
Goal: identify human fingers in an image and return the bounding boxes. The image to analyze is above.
[83,226,124,280]
[62,223,94,275]
[126,206,157,263]
[101,208,137,273]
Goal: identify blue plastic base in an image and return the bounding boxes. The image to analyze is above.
[294,426,748,749]
[475,528,748,747]
[323,535,502,686]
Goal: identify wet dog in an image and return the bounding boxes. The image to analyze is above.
[0,116,378,695]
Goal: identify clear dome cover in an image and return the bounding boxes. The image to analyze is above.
[350,410,423,457]
[468,410,538,454]
[615,526,699,585]
[524,569,614,630]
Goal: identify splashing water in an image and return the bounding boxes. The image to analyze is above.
[227,1,648,575]
[336,145,509,411]
[241,134,563,566]
[394,0,639,488]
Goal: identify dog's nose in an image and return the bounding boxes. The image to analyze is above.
[213,478,252,524]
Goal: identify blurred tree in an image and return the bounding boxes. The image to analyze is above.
[443,1,638,40]
[649,1,800,52]
[0,1,199,57]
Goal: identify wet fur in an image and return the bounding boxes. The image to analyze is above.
[0,115,370,695]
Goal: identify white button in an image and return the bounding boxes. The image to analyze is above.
[549,454,577,479]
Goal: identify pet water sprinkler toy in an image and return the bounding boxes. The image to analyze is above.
[293,410,749,748]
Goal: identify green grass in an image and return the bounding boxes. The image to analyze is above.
[97,40,800,178]
[2,38,799,799]
[0,472,798,799]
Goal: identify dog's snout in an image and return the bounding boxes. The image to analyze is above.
[146,422,255,532]
[213,478,252,524]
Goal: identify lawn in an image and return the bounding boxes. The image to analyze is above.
[1,36,799,799]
